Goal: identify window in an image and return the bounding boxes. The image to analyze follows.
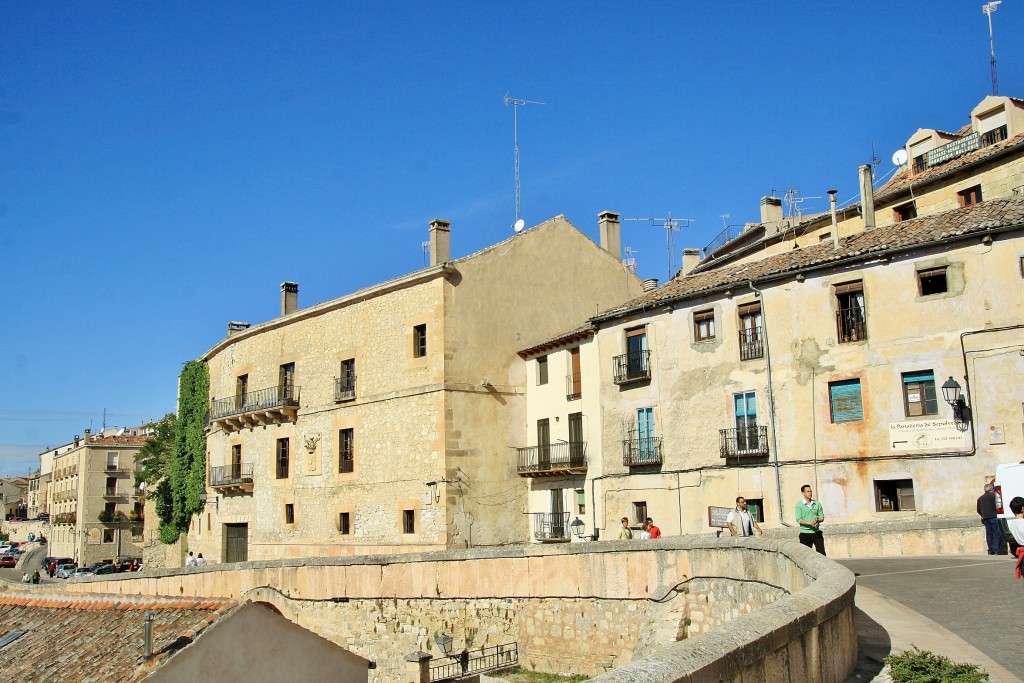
[917,267,948,296]
[634,407,658,464]
[958,185,982,207]
[279,363,295,400]
[875,479,916,512]
[339,428,354,473]
[633,501,648,525]
[284,503,295,525]
[566,347,581,400]
[694,310,715,341]
[835,281,866,343]
[536,355,548,385]
[911,154,926,174]
[131,527,144,541]
[102,529,115,544]
[575,489,586,514]
[738,302,763,360]
[104,502,116,517]
[745,498,765,523]
[402,509,415,534]
[337,358,356,401]
[625,327,649,376]
[829,379,864,423]
[106,452,119,471]
[734,392,759,452]
[105,476,117,496]
[894,203,917,222]
[276,438,290,479]
[568,412,584,465]
[902,371,938,417]
[236,374,248,401]
[537,418,551,467]
[231,444,242,477]
[413,324,427,358]
[338,512,351,535]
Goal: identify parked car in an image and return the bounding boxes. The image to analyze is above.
[67,567,94,580]
[0,555,17,568]
[55,563,78,579]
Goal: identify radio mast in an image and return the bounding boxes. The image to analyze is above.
[503,94,545,228]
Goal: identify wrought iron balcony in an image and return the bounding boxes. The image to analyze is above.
[720,425,769,460]
[334,374,357,402]
[981,124,1007,147]
[209,384,301,432]
[565,373,581,401]
[613,350,651,384]
[103,486,127,498]
[210,463,254,493]
[529,511,571,542]
[738,327,764,361]
[516,442,587,477]
[836,307,867,343]
[622,437,663,466]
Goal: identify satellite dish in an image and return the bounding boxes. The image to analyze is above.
[892,149,908,166]
[513,219,525,233]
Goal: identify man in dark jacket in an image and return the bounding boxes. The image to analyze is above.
[977,483,1003,555]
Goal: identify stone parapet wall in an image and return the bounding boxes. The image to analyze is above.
[64,536,856,682]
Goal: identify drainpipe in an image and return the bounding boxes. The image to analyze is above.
[143,611,153,660]
[748,280,793,527]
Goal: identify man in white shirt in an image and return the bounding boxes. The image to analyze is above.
[185,551,197,567]
[727,497,763,537]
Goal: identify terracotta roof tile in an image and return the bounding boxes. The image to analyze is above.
[88,435,150,446]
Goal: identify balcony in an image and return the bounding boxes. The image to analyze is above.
[836,307,867,343]
[738,327,764,361]
[720,426,770,460]
[210,463,254,493]
[622,437,663,467]
[102,487,127,498]
[209,384,301,433]
[565,373,581,401]
[334,374,357,402]
[613,350,651,384]
[104,464,130,474]
[529,511,571,542]
[516,442,587,478]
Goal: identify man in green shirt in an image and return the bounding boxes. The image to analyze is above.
[796,484,826,555]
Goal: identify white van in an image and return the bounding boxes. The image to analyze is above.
[994,461,1024,551]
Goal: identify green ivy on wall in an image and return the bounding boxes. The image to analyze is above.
[159,360,209,544]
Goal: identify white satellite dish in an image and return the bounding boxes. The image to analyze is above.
[513,218,525,233]
[892,149,908,166]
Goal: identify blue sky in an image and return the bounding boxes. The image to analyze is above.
[1,2,1021,475]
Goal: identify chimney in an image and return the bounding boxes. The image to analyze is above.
[598,211,621,260]
[828,189,840,250]
[760,196,783,225]
[859,164,876,230]
[83,429,91,444]
[280,282,298,316]
[227,321,251,336]
[681,248,701,276]
[642,278,659,292]
[73,435,80,448]
[429,219,451,266]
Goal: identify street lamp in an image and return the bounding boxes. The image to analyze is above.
[198,491,218,511]
[570,517,587,540]
[941,376,971,432]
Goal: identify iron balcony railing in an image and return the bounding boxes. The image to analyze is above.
[720,425,770,459]
[210,384,301,420]
[613,350,651,384]
[565,373,581,401]
[516,441,587,474]
[703,223,745,258]
[103,487,127,498]
[529,511,571,541]
[211,463,254,487]
[981,124,1007,147]
[738,327,764,361]
[836,307,867,343]
[334,374,356,402]
[429,643,519,682]
[623,437,663,466]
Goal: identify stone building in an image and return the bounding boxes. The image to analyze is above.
[193,216,643,561]
[518,94,1024,541]
[49,428,149,566]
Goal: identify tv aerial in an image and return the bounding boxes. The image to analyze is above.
[892,148,908,166]
[503,93,545,228]
[625,212,693,280]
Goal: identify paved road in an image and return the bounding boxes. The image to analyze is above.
[839,554,1022,679]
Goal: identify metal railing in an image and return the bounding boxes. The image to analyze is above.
[103,487,127,498]
[981,124,1007,147]
[429,642,518,682]
[211,463,254,487]
[738,327,764,361]
[529,512,571,541]
[703,223,745,258]
[334,374,356,402]
[613,350,651,384]
[720,426,769,459]
[622,437,663,466]
[516,442,587,473]
[210,384,301,420]
[565,373,581,401]
[836,307,867,343]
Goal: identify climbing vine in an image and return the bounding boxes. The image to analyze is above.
[159,359,209,544]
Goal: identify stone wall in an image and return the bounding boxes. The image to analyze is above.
[63,536,856,683]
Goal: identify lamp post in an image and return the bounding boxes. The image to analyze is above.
[198,491,218,511]
[941,376,972,433]
[570,517,587,540]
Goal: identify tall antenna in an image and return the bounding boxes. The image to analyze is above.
[983,1,1001,95]
[782,188,820,220]
[625,212,693,279]
[503,94,545,226]
[622,246,638,273]
[421,240,430,267]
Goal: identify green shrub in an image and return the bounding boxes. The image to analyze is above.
[885,647,988,683]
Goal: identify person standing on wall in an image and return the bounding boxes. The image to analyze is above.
[727,497,763,537]
[645,517,661,539]
[618,517,633,540]
[977,482,1004,555]
[796,484,826,555]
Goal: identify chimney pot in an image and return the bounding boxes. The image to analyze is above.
[858,165,876,231]
[598,211,621,260]
[280,282,298,316]
[429,219,451,266]
[227,321,251,336]
[680,248,701,276]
